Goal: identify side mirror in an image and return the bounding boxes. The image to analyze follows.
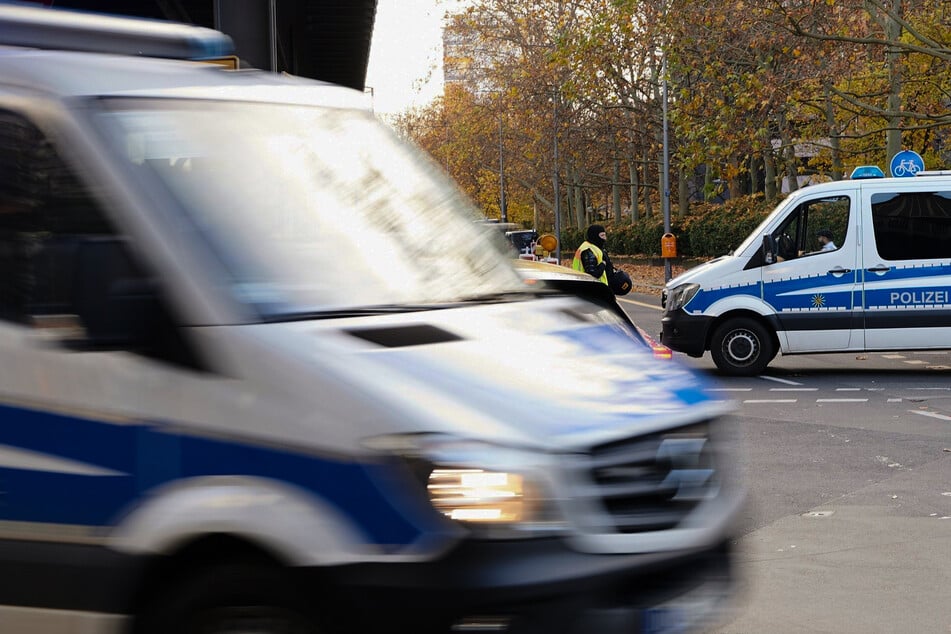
[762,234,776,265]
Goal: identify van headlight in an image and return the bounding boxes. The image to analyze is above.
[665,283,700,312]
[427,468,529,522]
[365,433,566,537]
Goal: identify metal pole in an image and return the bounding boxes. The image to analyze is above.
[499,117,507,223]
[268,0,278,72]
[365,86,374,114]
[553,91,561,264]
[662,54,671,282]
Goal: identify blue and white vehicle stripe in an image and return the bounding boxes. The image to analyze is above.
[0,402,441,548]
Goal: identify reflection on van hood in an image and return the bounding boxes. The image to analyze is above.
[317,297,726,451]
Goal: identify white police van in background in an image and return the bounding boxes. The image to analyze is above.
[0,5,743,634]
[662,165,951,375]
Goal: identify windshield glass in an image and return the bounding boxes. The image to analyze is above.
[96,98,522,317]
[732,194,794,255]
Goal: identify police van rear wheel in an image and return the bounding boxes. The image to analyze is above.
[710,318,775,376]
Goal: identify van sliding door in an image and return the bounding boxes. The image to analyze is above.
[862,188,951,350]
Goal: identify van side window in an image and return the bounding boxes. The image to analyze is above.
[0,111,117,324]
[769,196,849,262]
[871,191,951,260]
[0,110,202,368]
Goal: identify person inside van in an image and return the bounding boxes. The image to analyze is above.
[816,229,837,252]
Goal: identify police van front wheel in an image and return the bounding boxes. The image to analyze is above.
[710,318,776,376]
[137,561,320,634]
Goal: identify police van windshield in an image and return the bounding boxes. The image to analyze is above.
[95,98,524,317]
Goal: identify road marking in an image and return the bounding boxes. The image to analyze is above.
[744,399,798,404]
[760,375,803,386]
[835,388,861,391]
[769,388,818,392]
[909,410,951,421]
[617,297,662,310]
[882,354,906,359]
[903,360,929,365]
[817,398,869,403]
[887,398,903,403]
[910,387,951,391]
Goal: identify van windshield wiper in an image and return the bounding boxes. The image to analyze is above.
[453,289,552,304]
[262,291,548,322]
[263,304,444,322]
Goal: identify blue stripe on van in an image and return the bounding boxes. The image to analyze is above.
[863,263,951,310]
[685,282,760,313]
[0,403,438,547]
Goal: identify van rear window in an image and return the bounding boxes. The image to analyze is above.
[871,191,951,260]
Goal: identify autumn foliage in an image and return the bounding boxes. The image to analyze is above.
[391,0,950,258]
[560,194,776,259]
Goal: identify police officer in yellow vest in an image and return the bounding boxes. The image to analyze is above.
[572,224,611,285]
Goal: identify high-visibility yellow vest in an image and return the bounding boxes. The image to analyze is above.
[572,241,608,285]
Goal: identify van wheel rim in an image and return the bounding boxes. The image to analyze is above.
[724,330,758,365]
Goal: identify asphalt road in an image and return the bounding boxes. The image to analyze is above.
[619,293,951,633]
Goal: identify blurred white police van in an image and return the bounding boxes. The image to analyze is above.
[0,4,743,633]
[662,165,951,375]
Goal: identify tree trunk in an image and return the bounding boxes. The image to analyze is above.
[565,169,574,224]
[750,154,760,194]
[729,155,743,199]
[642,145,653,219]
[574,179,585,228]
[778,110,799,193]
[678,165,689,218]
[628,154,639,222]
[885,0,903,162]
[612,158,622,223]
[823,82,844,180]
[764,148,777,201]
[567,165,583,229]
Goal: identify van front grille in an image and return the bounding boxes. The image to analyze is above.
[582,422,719,533]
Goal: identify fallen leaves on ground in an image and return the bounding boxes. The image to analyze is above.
[615,263,687,296]
[559,261,687,296]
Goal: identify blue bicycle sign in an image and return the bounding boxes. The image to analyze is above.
[890,150,925,177]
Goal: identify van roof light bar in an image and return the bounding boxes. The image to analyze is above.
[914,170,951,177]
[849,165,885,179]
[0,3,234,60]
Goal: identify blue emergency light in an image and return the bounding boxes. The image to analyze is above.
[850,165,886,179]
[0,3,234,61]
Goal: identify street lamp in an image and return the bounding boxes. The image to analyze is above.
[662,54,671,282]
[552,89,561,264]
[498,116,507,223]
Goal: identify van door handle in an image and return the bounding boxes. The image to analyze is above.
[828,267,851,276]
[867,266,891,274]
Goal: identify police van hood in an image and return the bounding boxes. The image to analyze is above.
[665,255,738,289]
[226,296,727,454]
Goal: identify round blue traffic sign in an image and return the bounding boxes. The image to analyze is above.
[889,150,924,177]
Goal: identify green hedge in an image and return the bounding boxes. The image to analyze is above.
[560,194,779,259]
